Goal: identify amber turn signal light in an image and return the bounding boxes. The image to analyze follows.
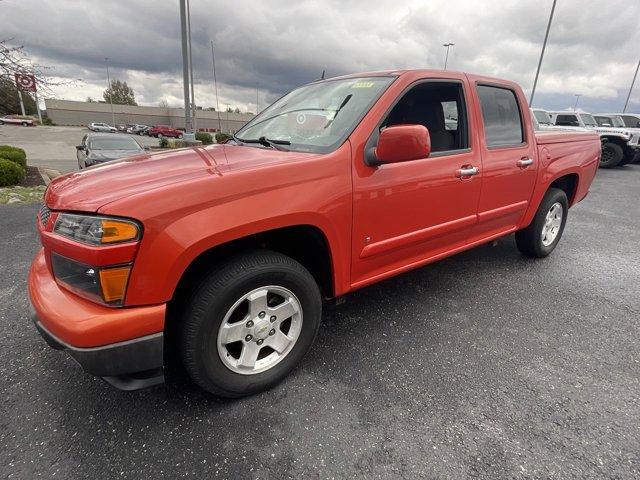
[101,220,139,244]
[99,266,132,303]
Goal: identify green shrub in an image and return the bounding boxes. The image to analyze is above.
[0,148,27,169]
[0,145,26,157]
[195,132,213,145]
[159,137,169,148]
[0,159,26,187]
[215,132,231,144]
[41,115,55,126]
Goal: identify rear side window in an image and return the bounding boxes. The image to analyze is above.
[477,85,524,147]
[555,114,579,127]
[620,115,640,128]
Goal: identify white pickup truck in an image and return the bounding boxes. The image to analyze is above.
[548,111,639,168]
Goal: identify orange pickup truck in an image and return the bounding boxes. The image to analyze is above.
[28,69,600,397]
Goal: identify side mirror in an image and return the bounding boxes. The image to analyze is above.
[75,145,84,151]
[373,124,431,165]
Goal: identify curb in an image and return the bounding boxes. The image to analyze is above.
[37,167,61,186]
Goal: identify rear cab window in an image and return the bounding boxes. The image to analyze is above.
[476,85,524,147]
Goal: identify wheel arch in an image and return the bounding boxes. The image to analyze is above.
[170,223,337,306]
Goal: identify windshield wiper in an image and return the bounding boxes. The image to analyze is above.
[234,136,291,151]
[324,94,352,129]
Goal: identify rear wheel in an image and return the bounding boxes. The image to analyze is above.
[22,121,29,126]
[179,250,322,397]
[600,142,623,168]
[515,188,568,258]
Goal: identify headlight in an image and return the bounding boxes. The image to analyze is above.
[54,213,140,245]
[51,253,131,305]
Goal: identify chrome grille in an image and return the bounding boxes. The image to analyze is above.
[39,203,51,226]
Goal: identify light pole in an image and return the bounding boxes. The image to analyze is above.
[443,43,454,70]
[179,0,193,137]
[104,57,115,126]
[530,0,557,106]
[210,41,222,131]
[573,94,581,111]
[623,58,639,113]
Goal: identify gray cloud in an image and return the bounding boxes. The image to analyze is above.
[2,0,639,113]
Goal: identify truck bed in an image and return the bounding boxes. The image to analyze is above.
[535,130,599,145]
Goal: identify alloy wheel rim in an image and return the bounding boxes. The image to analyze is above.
[216,286,303,375]
[541,202,563,247]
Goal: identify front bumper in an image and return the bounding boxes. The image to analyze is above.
[28,249,166,390]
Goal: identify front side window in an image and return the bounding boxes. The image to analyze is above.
[610,116,625,128]
[579,114,597,127]
[235,76,395,153]
[477,85,524,147]
[382,81,468,153]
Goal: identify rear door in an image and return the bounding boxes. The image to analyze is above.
[470,81,538,237]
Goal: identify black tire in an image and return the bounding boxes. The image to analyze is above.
[22,121,28,126]
[179,250,322,397]
[515,188,568,258]
[600,142,623,168]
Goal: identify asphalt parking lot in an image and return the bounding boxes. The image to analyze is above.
[0,125,159,173]
[1,165,639,479]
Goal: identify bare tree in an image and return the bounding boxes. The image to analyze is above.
[0,38,78,96]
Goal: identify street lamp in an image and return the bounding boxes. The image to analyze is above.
[530,0,557,106]
[104,57,115,126]
[573,94,582,111]
[443,43,454,70]
[623,58,639,113]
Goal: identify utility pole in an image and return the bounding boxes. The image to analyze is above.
[573,94,581,111]
[210,41,222,132]
[17,90,26,115]
[443,43,454,70]
[179,0,193,137]
[33,87,43,123]
[105,57,115,126]
[623,58,640,113]
[256,84,259,114]
[530,0,557,106]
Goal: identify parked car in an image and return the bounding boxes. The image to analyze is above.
[129,124,150,135]
[598,112,640,129]
[29,69,600,397]
[595,113,640,164]
[548,111,637,167]
[76,133,146,169]
[88,122,117,133]
[0,114,35,126]
[148,124,184,138]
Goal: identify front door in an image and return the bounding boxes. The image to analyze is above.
[351,79,483,288]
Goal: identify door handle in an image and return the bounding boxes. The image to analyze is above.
[517,157,534,167]
[456,166,479,178]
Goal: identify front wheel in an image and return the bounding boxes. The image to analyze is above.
[600,142,623,168]
[177,133,183,139]
[179,250,322,397]
[515,188,568,258]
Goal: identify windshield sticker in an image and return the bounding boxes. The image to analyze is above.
[352,81,375,89]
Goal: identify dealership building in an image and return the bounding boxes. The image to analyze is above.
[44,99,255,133]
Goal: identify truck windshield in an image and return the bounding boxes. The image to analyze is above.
[234,76,395,153]
[533,110,553,125]
[610,116,625,128]
[579,114,598,127]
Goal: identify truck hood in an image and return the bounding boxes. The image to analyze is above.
[45,144,318,212]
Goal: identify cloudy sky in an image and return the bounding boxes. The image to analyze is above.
[3,0,640,114]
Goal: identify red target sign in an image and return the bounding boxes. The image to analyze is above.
[15,74,37,92]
